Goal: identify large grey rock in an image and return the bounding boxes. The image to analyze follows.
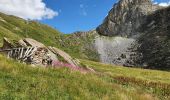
[97,0,162,37]
[48,46,80,67]
[18,39,27,47]
[23,38,46,47]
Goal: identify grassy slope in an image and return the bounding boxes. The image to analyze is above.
[0,12,97,60]
[59,32,99,61]
[0,55,170,100]
[81,59,170,99]
[0,12,62,46]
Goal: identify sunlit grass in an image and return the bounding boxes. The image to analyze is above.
[80,59,170,83]
[0,55,166,99]
[80,59,170,99]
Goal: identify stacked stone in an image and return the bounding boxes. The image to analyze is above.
[0,37,79,68]
[31,47,52,66]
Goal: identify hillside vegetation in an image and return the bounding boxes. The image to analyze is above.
[0,55,170,100]
[0,12,97,60]
[0,12,62,46]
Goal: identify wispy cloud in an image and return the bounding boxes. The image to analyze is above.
[0,0,58,20]
[80,4,84,8]
[79,4,88,16]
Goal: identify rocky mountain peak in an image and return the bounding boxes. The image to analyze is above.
[97,0,161,37]
[122,0,151,4]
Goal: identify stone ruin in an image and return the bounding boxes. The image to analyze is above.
[0,37,80,67]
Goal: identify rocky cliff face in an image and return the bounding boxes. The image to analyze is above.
[97,0,161,37]
[95,0,170,69]
[137,7,170,69]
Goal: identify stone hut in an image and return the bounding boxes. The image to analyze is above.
[0,37,79,67]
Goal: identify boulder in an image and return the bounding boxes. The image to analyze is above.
[18,39,27,47]
[48,46,80,67]
[23,38,46,47]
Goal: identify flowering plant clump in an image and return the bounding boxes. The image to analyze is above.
[52,60,86,72]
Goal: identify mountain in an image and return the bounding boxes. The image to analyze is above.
[95,0,170,70]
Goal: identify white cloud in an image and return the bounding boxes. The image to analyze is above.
[0,0,58,20]
[152,0,170,7]
[158,2,170,7]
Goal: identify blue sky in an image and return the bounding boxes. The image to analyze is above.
[41,0,117,33]
[40,0,170,33]
[0,0,169,34]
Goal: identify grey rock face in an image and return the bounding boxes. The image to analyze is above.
[97,0,161,37]
[94,0,170,69]
[94,36,135,66]
[137,7,170,69]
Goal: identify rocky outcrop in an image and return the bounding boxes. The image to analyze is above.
[97,0,161,37]
[136,7,170,69]
[95,0,170,69]
[23,38,46,48]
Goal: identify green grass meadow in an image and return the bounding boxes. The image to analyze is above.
[0,55,170,100]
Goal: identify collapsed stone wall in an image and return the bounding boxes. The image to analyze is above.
[3,47,52,66]
[0,37,80,67]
